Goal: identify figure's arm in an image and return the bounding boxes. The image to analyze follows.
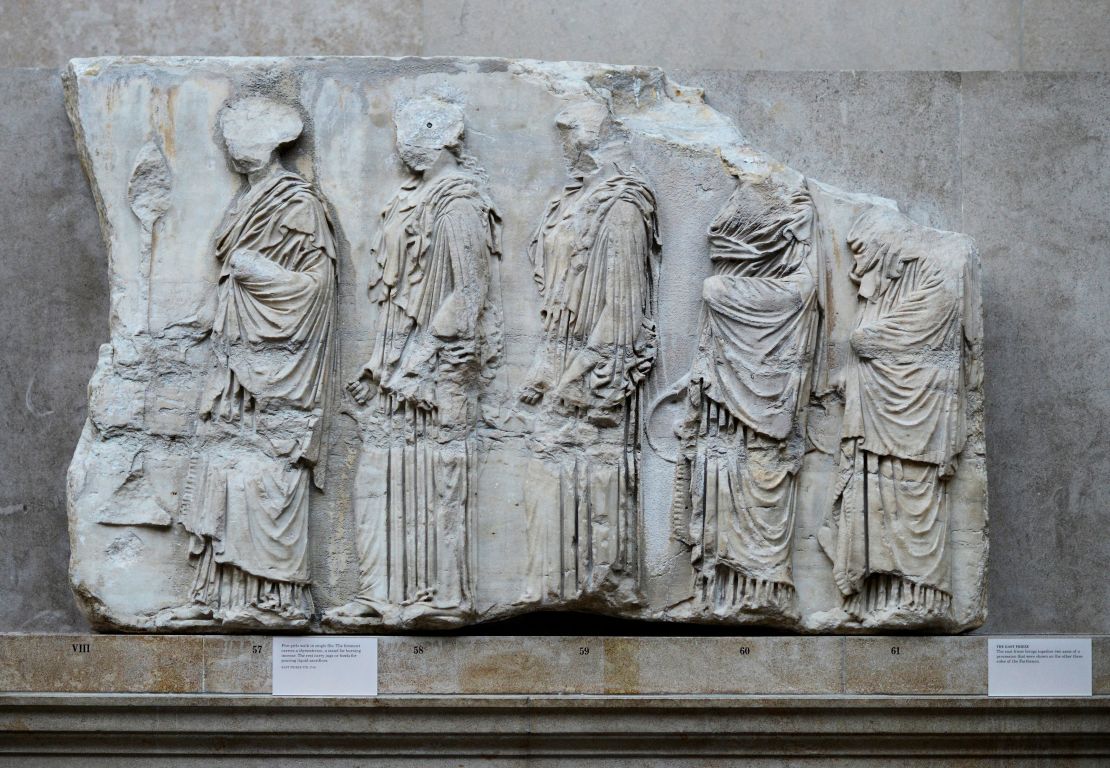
[585,200,652,353]
[850,265,956,359]
[228,248,314,286]
[701,267,810,315]
[428,205,489,344]
[962,248,985,389]
[227,199,329,295]
[225,198,336,349]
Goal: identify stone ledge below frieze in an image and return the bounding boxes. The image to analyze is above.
[0,633,1107,696]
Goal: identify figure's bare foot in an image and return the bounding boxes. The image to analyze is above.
[324,600,384,620]
[153,601,216,629]
[513,590,541,607]
[222,603,308,630]
[321,599,386,628]
[401,601,470,629]
[171,602,213,620]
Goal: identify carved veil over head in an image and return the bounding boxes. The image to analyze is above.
[818,205,983,629]
[669,176,822,622]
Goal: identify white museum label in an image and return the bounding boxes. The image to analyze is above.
[988,638,1091,697]
[272,637,378,697]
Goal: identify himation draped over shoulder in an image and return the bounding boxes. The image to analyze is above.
[365,172,502,393]
[819,206,982,627]
[692,183,820,441]
[839,208,980,471]
[526,162,659,414]
[177,166,339,628]
[207,171,338,435]
[670,179,821,620]
[520,156,660,607]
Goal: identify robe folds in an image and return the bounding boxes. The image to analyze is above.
[673,186,820,614]
[365,173,502,397]
[692,188,819,443]
[842,246,972,470]
[819,209,981,618]
[181,170,338,609]
[353,171,501,614]
[522,162,659,604]
[527,162,660,412]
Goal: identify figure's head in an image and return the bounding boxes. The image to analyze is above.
[847,207,908,260]
[554,100,611,167]
[219,97,303,175]
[393,93,465,173]
[724,177,813,243]
[847,206,914,298]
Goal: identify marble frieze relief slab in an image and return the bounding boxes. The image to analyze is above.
[63,56,987,633]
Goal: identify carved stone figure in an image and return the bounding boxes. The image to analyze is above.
[668,178,821,620]
[325,93,501,629]
[158,97,339,629]
[518,100,660,607]
[817,206,983,627]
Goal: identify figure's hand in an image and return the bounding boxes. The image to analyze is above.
[589,358,616,389]
[849,325,882,359]
[840,440,855,465]
[967,354,984,390]
[388,371,436,412]
[228,248,266,280]
[440,340,476,369]
[518,384,544,405]
[346,372,377,405]
[404,387,437,413]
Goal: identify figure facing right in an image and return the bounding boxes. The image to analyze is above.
[818,206,983,628]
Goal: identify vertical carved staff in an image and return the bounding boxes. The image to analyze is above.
[127,140,172,337]
[862,448,870,577]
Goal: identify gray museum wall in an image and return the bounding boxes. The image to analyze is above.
[1,64,1106,635]
[2,0,1110,72]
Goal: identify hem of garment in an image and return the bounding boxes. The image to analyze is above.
[843,572,951,621]
[696,561,796,615]
[190,538,314,619]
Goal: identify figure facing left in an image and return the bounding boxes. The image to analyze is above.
[155,96,340,630]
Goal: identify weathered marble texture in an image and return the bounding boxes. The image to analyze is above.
[63,56,987,633]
